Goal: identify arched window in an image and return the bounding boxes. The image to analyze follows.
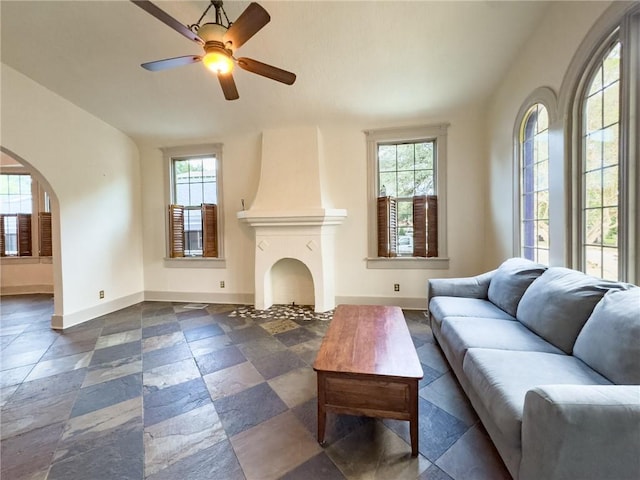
[580,40,621,280]
[519,103,550,264]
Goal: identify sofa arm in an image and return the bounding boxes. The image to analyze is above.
[520,385,640,480]
[427,270,495,303]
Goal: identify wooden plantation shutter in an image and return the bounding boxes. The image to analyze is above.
[39,212,52,257]
[0,215,5,257]
[413,196,427,257]
[377,196,397,257]
[17,214,32,256]
[202,203,218,257]
[168,205,185,258]
[427,195,438,257]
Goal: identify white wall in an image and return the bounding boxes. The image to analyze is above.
[485,1,611,268]
[140,103,489,309]
[1,64,144,328]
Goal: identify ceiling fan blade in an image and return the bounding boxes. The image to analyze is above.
[141,55,202,71]
[237,57,296,85]
[131,0,203,45]
[223,3,270,50]
[218,73,240,101]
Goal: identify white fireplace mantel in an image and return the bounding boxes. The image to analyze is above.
[237,208,347,227]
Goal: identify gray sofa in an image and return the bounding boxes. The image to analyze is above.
[427,258,640,480]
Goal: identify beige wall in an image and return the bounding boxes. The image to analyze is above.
[1,64,145,328]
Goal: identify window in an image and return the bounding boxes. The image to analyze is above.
[520,104,550,264]
[366,124,449,269]
[580,41,622,280]
[0,173,51,257]
[163,144,223,261]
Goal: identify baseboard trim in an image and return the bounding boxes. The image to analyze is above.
[52,291,145,330]
[144,290,254,305]
[1,285,54,295]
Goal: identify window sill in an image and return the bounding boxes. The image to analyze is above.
[1,256,52,265]
[366,256,450,270]
[163,257,227,269]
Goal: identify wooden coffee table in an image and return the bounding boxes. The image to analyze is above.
[313,304,424,456]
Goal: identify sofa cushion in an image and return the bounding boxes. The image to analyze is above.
[441,317,563,374]
[516,267,620,354]
[573,286,640,385]
[487,258,547,317]
[429,297,515,328]
[463,349,612,448]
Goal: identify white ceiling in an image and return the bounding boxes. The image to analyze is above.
[1,1,551,145]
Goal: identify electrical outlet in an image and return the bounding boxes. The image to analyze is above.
[394,284,400,292]
[220,281,225,288]
[99,290,105,299]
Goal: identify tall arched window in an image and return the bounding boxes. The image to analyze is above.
[581,41,621,280]
[520,103,549,264]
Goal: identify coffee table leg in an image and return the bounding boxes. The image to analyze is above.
[410,380,419,456]
[317,373,326,445]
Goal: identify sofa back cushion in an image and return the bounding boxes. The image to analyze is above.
[487,258,547,317]
[516,267,620,353]
[574,286,640,384]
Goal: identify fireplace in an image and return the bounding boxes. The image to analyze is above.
[238,127,346,313]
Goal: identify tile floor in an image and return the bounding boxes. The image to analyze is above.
[0,295,511,480]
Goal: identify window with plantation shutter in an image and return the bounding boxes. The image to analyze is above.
[366,124,448,269]
[377,196,397,257]
[17,213,32,256]
[168,204,185,258]
[202,203,218,257]
[39,212,52,257]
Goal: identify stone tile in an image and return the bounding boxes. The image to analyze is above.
[142,341,192,371]
[434,424,510,480]
[142,313,178,329]
[281,452,346,480]
[260,319,300,335]
[9,368,86,406]
[274,326,319,347]
[70,373,141,418]
[143,358,201,392]
[0,421,66,480]
[142,331,186,353]
[227,325,271,344]
[50,326,102,345]
[289,337,323,365]
[183,323,225,342]
[144,403,226,477]
[202,361,264,401]
[236,336,288,362]
[47,423,143,480]
[268,367,316,408]
[0,384,19,407]
[1,364,34,388]
[419,372,477,426]
[327,420,430,478]
[416,343,451,374]
[178,313,220,331]
[1,391,77,439]
[384,398,469,462]
[100,318,142,337]
[82,356,142,388]
[214,382,288,437]
[144,377,211,427]
[194,345,246,376]
[176,309,210,321]
[23,351,91,382]
[54,397,143,462]
[40,337,98,361]
[187,334,233,357]
[252,350,307,380]
[231,411,321,480]
[0,348,47,371]
[419,464,455,480]
[145,438,244,480]
[95,329,142,350]
[0,324,28,336]
[420,362,445,388]
[89,341,140,367]
[142,321,180,339]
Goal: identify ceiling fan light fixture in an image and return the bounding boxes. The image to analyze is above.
[203,47,233,74]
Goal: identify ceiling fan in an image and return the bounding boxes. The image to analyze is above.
[131,0,296,100]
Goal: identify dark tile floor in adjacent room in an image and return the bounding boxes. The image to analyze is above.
[0,295,511,480]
